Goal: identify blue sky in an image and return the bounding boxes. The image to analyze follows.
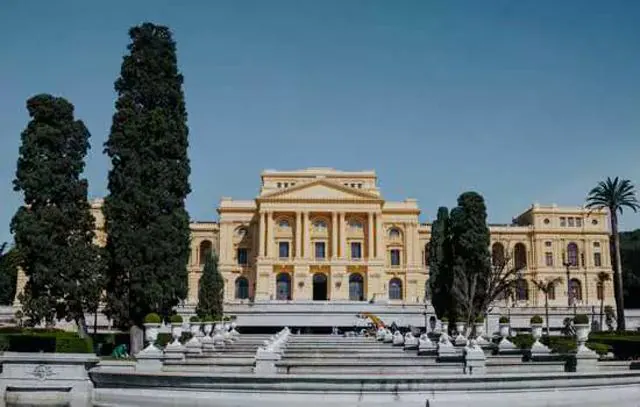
[1,0,639,244]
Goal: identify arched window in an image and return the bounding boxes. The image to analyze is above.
[389,228,401,239]
[348,219,363,230]
[389,278,403,300]
[276,273,291,301]
[567,243,578,267]
[569,278,582,302]
[235,277,249,299]
[424,243,429,266]
[349,273,364,301]
[278,219,290,229]
[596,281,604,301]
[492,243,505,266]
[313,220,327,231]
[514,243,527,269]
[199,240,213,265]
[516,278,529,301]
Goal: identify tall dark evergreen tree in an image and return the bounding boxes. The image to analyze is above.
[104,23,191,335]
[428,207,453,320]
[11,94,103,334]
[0,243,19,305]
[449,192,492,325]
[196,254,224,320]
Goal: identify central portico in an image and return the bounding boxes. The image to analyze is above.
[217,168,426,305]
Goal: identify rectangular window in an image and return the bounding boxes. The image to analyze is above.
[594,252,602,267]
[568,217,575,227]
[576,217,582,227]
[278,242,290,259]
[315,242,326,259]
[351,242,362,259]
[560,217,566,227]
[390,249,401,266]
[237,248,248,265]
[545,252,553,267]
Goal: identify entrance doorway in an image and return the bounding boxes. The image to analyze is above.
[312,273,328,301]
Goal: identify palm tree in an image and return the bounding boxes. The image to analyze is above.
[533,277,563,336]
[586,177,640,331]
[596,271,611,331]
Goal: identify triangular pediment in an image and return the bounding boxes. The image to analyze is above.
[258,179,381,202]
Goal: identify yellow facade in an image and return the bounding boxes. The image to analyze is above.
[14,168,615,310]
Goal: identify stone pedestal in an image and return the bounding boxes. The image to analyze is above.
[464,340,486,375]
[135,345,164,372]
[437,335,458,360]
[403,333,418,350]
[164,341,186,361]
[418,333,436,356]
[574,349,599,372]
[498,337,519,354]
[383,330,393,343]
[392,331,404,346]
[254,349,280,374]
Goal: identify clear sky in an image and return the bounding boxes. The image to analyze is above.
[1,0,639,244]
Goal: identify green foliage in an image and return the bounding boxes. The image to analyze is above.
[530,315,543,324]
[11,94,104,329]
[0,330,93,353]
[103,23,191,329]
[144,313,161,324]
[587,342,611,356]
[202,315,214,322]
[157,331,192,348]
[170,314,183,323]
[449,192,492,323]
[189,316,200,323]
[499,316,510,324]
[0,244,19,305]
[589,333,640,359]
[573,314,589,325]
[196,254,224,320]
[440,317,448,322]
[604,306,616,331]
[586,177,640,331]
[620,230,640,309]
[475,316,484,323]
[428,207,454,320]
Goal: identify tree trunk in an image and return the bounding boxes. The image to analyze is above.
[130,325,144,355]
[75,315,87,339]
[545,295,550,336]
[600,297,604,331]
[611,212,626,331]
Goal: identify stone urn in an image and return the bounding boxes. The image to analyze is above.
[143,323,160,347]
[474,323,485,338]
[456,322,465,336]
[203,322,213,337]
[499,323,510,339]
[170,323,183,345]
[190,322,202,337]
[531,323,543,342]
[441,321,449,336]
[575,323,591,351]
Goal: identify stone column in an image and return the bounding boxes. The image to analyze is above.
[303,211,310,259]
[340,212,347,259]
[406,223,413,267]
[375,212,384,259]
[368,212,374,259]
[265,211,273,258]
[259,211,266,257]
[295,211,302,258]
[332,212,338,258]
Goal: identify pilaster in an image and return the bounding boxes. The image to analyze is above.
[332,212,338,259]
[375,212,384,260]
[295,211,302,259]
[340,212,347,259]
[303,211,310,259]
[259,211,265,257]
[266,211,273,258]
[367,212,374,259]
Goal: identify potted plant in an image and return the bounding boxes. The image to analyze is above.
[573,314,591,351]
[189,316,201,336]
[440,317,449,335]
[169,314,183,345]
[530,315,543,341]
[202,315,215,337]
[143,313,162,346]
[498,316,510,338]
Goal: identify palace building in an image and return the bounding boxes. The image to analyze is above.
[14,168,616,322]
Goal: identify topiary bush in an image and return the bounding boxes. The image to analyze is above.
[202,315,214,323]
[475,316,484,323]
[499,316,510,324]
[170,314,183,324]
[144,313,161,324]
[189,316,201,323]
[574,314,589,325]
[530,315,543,324]
[0,330,93,353]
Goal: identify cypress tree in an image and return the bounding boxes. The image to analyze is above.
[449,192,492,325]
[196,254,224,320]
[104,23,191,334]
[11,94,103,334]
[0,243,19,305]
[428,207,453,319]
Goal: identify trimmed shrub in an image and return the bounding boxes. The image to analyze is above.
[144,313,161,324]
[574,314,589,325]
[170,314,183,323]
[202,315,215,323]
[0,330,93,353]
[499,316,510,324]
[530,315,543,324]
[475,316,484,323]
[440,317,448,322]
[189,316,200,323]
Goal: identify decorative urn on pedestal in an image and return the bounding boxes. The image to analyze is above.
[200,315,216,352]
[164,314,186,359]
[185,316,203,355]
[529,315,550,357]
[497,316,517,353]
[141,313,162,352]
[454,321,467,346]
[573,314,595,354]
[473,316,489,345]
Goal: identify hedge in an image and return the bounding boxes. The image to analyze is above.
[589,333,640,360]
[506,334,610,356]
[0,329,93,353]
